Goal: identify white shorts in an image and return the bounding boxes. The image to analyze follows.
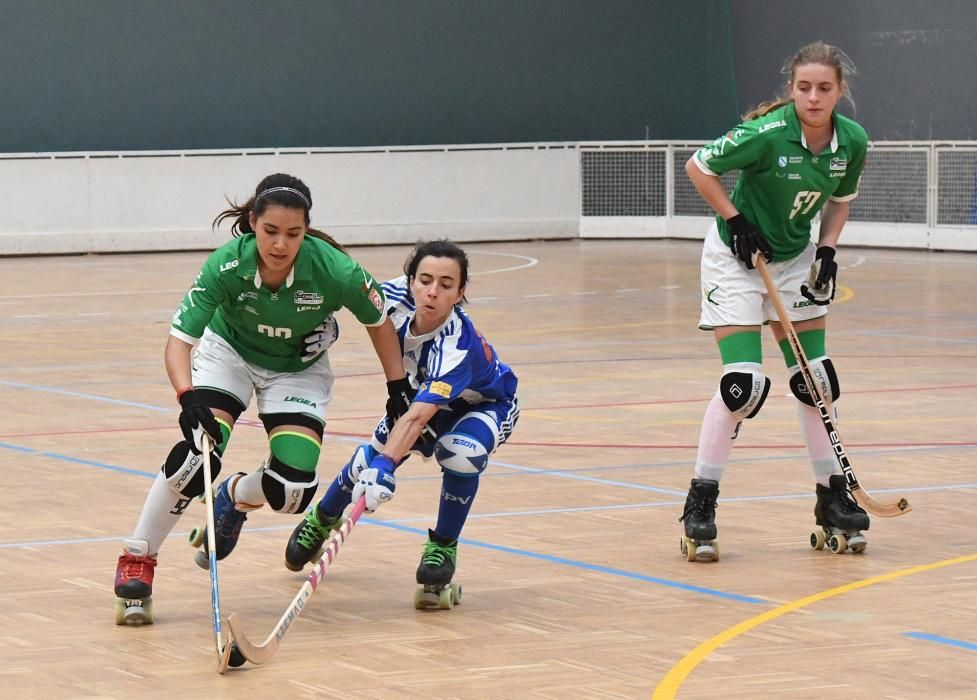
[698,222,826,330]
[191,328,334,422]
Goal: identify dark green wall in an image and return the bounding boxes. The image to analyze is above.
[1,0,738,152]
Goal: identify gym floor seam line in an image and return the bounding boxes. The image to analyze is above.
[650,552,977,699]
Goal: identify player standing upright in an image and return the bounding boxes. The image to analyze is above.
[113,173,406,623]
[681,41,870,561]
[284,239,519,609]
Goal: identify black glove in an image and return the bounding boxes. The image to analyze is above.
[178,388,222,453]
[726,213,772,270]
[385,378,416,424]
[800,246,837,306]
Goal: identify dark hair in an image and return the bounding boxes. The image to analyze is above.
[404,239,470,303]
[743,41,856,121]
[212,173,345,252]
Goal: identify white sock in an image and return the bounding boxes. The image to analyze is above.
[693,392,741,482]
[130,473,191,556]
[230,468,267,510]
[798,401,841,487]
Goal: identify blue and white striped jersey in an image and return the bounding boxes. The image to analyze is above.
[381,275,518,406]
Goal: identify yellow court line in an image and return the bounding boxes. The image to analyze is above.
[652,552,977,699]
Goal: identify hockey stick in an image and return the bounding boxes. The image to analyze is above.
[226,496,368,665]
[755,257,911,517]
[199,434,233,673]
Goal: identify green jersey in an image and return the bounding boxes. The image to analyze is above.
[170,234,386,372]
[693,102,868,262]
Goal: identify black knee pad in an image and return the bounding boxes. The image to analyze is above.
[262,456,319,513]
[789,358,840,407]
[162,440,222,498]
[719,369,771,419]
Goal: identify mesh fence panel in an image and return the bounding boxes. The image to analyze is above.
[581,150,666,216]
[936,149,977,225]
[672,147,738,216]
[848,149,928,224]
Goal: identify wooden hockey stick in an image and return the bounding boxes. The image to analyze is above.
[756,257,911,517]
[199,434,233,674]
[226,496,368,665]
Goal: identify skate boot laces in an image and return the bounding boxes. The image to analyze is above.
[296,510,336,550]
[680,494,717,524]
[118,552,156,582]
[421,539,457,568]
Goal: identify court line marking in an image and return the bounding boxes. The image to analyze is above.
[651,552,977,699]
[903,631,977,652]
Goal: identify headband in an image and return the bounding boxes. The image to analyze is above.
[254,186,311,210]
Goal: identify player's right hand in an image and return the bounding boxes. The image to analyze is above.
[385,377,416,423]
[177,388,222,453]
[351,455,397,512]
[726,213,772,270]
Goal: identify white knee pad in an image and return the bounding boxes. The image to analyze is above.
[435,432,489,476]
[789,356,840,406]
[719,363,771,420]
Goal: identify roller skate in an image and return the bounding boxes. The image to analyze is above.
[810,474,869,554]
[413,529,462,610]
[114,539,156,625]
[679,478,720,562]
[284,505,344,571]
[190,473,249,569]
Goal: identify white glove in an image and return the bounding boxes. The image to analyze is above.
[351,456,397,512]
[301,315,340,363]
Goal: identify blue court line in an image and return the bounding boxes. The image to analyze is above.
[903,632,977,652]
[369,520,765,605]
[0,379,172,411]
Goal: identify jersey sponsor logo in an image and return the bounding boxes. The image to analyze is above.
[778,156,787,168]
[788,173,802,180]
[793,299,815,308]
[428,381,452,398]
[245,305,259,315]
[789,156,804,164]
[296,305,322,312]
[406,349,417,360]
[829,158,847,170]
[368,288,383,312]
[442,490,472,505]
[186,286,206,308]
[284,395,317,408]
[830,172,846,178]
[362,271,375,291]
[758,119,786,133]
[294,290,324,305]
[237,291,258,302]
[219,259,239,273]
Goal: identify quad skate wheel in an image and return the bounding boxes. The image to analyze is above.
[828,533,848,554]
[438,587,454,609]
[194,550,210,570]
[188,526,205,548]
[681,536,697,562]
[711,542,720,561]
[811,530,826,550]
[115,597,153,625]
[413,587,434,609]
[847,534,867,554]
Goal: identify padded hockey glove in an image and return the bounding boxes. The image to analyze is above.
[726,213,773,270]
[800,246,837,306]
[177,388,222,453]
[351,454,397,512]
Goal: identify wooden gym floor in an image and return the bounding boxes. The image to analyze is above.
[0,239,974,699]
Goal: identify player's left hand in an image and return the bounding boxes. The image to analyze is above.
[385,377,416,423]
[800,246,837,305]
[301,315,339,363]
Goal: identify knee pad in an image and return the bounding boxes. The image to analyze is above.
[162,440,222,499]
[261,456,319,513]
[435,432,490,476]
[789,357,840,406]
[719,364,771,419]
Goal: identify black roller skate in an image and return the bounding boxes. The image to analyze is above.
[191,473,250,569]
[413,529,462,610]
[284,506,344,571]
[679,478,720,562]
[811,474,869,554]
[114,539,156,625]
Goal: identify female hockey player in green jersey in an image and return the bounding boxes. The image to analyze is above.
[680,41,870,561]
[113,173,406,624]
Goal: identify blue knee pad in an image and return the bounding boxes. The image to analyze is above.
[435,415,495,477]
